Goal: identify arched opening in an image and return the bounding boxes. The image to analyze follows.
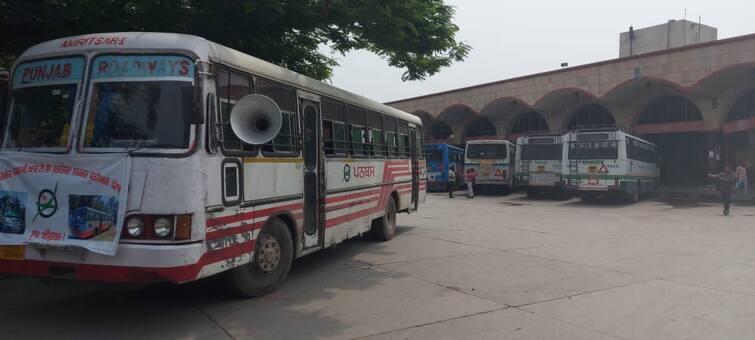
[566,104,615,130]
[428,119,453,141]
[510,111,549,135]
[723,89,755,174]
[438,105,476,144]
[636,95,707,185]
[464,116,497,141]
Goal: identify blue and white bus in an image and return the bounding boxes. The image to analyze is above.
[424,143,464,191]
[69,207,115,239]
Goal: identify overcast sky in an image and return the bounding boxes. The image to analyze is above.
[323,0,755,103]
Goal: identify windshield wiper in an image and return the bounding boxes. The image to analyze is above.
[127,144,182,155]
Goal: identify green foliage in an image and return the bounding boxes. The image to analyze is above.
[0,0,470,81]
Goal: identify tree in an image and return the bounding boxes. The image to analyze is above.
[0,0,470,81]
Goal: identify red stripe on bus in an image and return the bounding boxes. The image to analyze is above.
[325,196,377,212]
[206,202,303,227]
[325,189,380,204]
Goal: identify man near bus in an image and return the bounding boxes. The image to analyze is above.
[465,168,477,199]
[448,167,456,198]
[710,165,736,216]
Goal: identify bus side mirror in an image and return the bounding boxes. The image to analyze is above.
[182,85,204,125]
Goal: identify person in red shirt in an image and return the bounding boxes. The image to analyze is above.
[465,168,477,199]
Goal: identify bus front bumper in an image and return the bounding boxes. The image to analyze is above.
[0,242,206,284]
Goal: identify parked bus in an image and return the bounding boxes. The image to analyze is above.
[69,207,115,239]
[0,32,426,297]
[464,139,516,193]
[424,143,464,191]
[563,128,659,202]
[515,133,566,197]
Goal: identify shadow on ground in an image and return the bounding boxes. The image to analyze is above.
[0,234,412,340]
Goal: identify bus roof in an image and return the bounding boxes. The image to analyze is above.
[465,139,514,145]
[425,143,464,151]
[15,32,420,125]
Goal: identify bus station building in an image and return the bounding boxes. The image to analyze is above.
[387,20,755,185]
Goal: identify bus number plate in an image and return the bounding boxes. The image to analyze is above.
[0,245,24,261]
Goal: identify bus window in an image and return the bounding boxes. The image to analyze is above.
[383,115,398,157]
[217,68,256,153]
[367,110,384,157]
[256,78,299,154]
[322,98,347,156]
[467,144,508,159]
[347,105,366,157]
[415,126,424,159]
[425,148,443,161]
[569,140,618,159]
[397,119,409,158]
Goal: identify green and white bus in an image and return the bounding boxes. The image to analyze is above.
[563,128,659,202]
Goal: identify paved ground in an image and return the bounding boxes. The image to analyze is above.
[3,192,755,340]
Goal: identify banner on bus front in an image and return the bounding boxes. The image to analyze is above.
[0,152,130,255]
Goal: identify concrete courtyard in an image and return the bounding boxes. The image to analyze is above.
[3,192,755,339]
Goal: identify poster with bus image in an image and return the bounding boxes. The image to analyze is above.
[0,152,130,255]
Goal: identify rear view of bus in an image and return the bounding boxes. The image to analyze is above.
[564,128,659,202]
[515,134,565,197]
[424,143,464,191]
[464,140,515,193]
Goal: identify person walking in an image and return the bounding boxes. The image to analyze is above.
[447,167,456,198]
[709,165,736,216]
[735,162,748,196]
[465,168,477,199]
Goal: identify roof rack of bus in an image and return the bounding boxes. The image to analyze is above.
[568,125,633,134]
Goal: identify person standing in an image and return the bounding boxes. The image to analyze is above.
[710,165,736,216]
[465,168,477,199]
[447,167,456,198]
[735,162,748,197]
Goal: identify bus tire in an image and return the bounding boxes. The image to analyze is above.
[227,218,293,298]
[370,196,397,242]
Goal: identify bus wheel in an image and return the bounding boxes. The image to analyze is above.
[370,197,397,241]
[227,218,293,298]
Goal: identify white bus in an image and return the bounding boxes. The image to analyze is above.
[514,133,565,197]
[0,32,426,297]
[464,139,515,193]
[563,128,659,202]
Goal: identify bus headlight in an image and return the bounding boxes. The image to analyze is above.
[126,217,145,237]
[153,217,173,238]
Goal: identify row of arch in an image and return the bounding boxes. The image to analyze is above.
[415,90,755,143]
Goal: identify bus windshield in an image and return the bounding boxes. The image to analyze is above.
[521,144,562,160]
[82,55,194,150]
[425,148,443,161]
[3,57,85,149]
[467,143,507,159]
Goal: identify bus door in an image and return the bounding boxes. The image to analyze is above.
[409,127,419,210]
[300,96,325,249]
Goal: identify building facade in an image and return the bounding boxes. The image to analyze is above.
[387,30,755,185]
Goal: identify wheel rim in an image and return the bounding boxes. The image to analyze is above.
[256,234,282,272]
[387,203,396,233]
